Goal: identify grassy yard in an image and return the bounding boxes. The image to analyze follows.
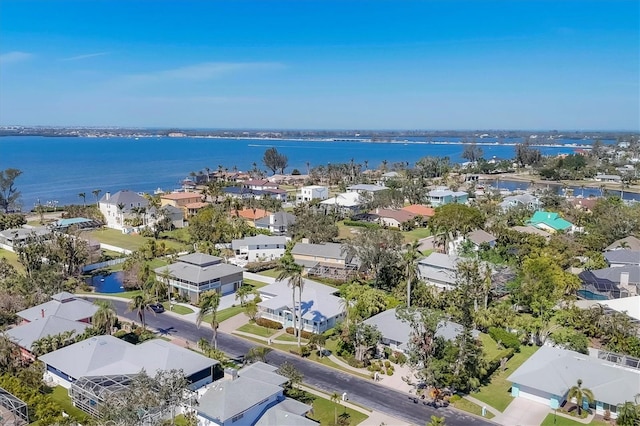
[275,333,305,342]
[243,278,269,288]
[162,301,194,315]
[49,386,92,423]
[237,323,278,337]
[307,394,369,426]
[453,398,495,419]
[0,248,23,272]
[479,333,512,361]
[200,305,246,324]
[84,228,189,252]
[540,413,610,426]
[82,289,143,299]
[401,227,431,242]
[471,344,539,412]
[257,268,280,278]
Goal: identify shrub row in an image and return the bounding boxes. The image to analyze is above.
[285,327,315,340]
[343,354,365,368]
[343,220,380,229]
[244,260,281,273]
[485,347,515,378]
[256,318,283,329]
[488,327,521,351]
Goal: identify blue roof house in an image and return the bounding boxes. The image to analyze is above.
[527,211,575,233]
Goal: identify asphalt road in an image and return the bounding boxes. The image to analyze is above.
[95,298,494,426]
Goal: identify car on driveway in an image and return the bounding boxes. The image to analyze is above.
[150,303,165,313]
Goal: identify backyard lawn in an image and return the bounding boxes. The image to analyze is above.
[257,268,280,278]
[84,228,189,252]
[49,386,92,423]
[307,393,369,426]
[471,344,539,412]
[0,248,23,271]
[237,323,278,337]
[540,413,610,426]
[401,227,431,242]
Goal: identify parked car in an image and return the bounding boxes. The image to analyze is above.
[150,303,165,313]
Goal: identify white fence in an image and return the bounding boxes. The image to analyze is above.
[81,258,127,273]
[99,243,132,255]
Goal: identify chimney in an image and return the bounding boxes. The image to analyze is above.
[105,192,111,201]
[224,368,238,381]
[302,238,310,244]
[41,309,45,318]
[620,272,637,296]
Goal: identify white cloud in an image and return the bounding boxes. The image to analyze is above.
[61,52,110,61]
[122,61,285,85]
[0,51,33,65]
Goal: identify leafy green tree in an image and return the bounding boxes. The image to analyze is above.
[197,290,222,349]
[127,293,155,330]
[0,168,22,213]
[426,415,446,426]
[429,204,484,254]
[462,143,484,163]
[0,212,26,231]
[341,283,387,322]
[616,399,640,426]
[263,147,288,174]
[289,204,339,243]
[92,300,117,335]
[235,284,255,306]
[567,379,594,416]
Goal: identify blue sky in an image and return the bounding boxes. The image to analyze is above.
[1,0,638,130]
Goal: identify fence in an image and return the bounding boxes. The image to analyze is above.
[81,258,127,273]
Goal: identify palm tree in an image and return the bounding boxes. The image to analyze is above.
[330,392,341,425]
[567,379,594,416]
[402,241,421,307]
[93,300,117,335]
[617,400,640,426]
[427,415,446,426]
[197,290,221,350]
[277,258,305,346]
[117,202,126,226]
[78,192,86,206]
[235,285,254,306]
[127,294,154,330]
[92,189,102,206]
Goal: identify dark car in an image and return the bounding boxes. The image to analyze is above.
[150,303,165,313]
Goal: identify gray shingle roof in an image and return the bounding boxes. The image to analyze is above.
[254,211,296,227]
[579,266,640,288]
[99,190,149,207]
[197,377,283,423]
[254,399,315,426]
[17,295,98,323]
[0,227,51,242]
[39,336,217,379]
[231,235,288,250]
[177,252,222,267]
[362,308,479,351]
[238,362,288,387]
[605,250,640,266]
[291,242,346,260]
[605,236,640,251]
[6,316,91,351]
[508,346,640,406]
[467,229,496,245]
[258,279,344,321]
[347,184,387,192]
[155,260,243,285]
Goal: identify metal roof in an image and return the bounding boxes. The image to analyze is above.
[6,315,90,351]
[291,242,346,260]
[17,295,98,323]
[604,250,640,266]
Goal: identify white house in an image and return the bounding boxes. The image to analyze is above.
[257,279,345,334]
[98,190,150,231]
[346,183,388,195]
[320,192,363,215]
[231,235,288,263]
[508,345,640,419]
[296,185,329,204]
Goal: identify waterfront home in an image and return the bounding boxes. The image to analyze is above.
[594,174,622,183]
[223,186,287,201]
[231,235,288,263]
[53,217,103,231]
[527,211,575,233]
[370,208,416,229]
[40,335,219,391]
[98,190,150,231]
[257,279,345,334]
[291,241,358,280]
[160,191,203,218]
[499,193,541,211]
[377,171,400,186]
[16,292,98,324]
[254,211,296,235]
[196,362,314,426]
[295,185,329,204]
[320,192,363,216]
[154,253,244,303]
[417,252,460,290]
[346,183,388,195]
[0,226,52,252]
[243,179,280,191]
[184,202,208,220]
[507,345,640,419]
[427,188,468,206]
[231,208,271,224]
[363,308,479,354]
[568,196,598,212]
[605,236,640,251]
[401,204,436,219]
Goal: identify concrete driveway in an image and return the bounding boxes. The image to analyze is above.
[495,397,550,426]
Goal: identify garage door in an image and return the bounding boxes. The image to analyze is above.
[518,385,551,406]
[221,282,236,295]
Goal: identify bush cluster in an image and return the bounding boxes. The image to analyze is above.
[244,260,280,273]
[285,327,315,339]
[343,219,380,229]
[488,327,521,351]
[255,318,283,329]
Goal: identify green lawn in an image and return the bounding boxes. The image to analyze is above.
[84,228,189,252]
[162,301,194,315]
[200,305,246,325]
[83,289,143,299]
[275,333,303,342]
[401,227,431,242]
[471,344,539,412]
[257,268,280,278]
[307,394,369,426]
[453,398,495,419]
[49,386,92,423]
[479,333,512,361]
[243,278,269,288]
[0,248,23,272]
[540,413,610,426]
[237,323,278,337]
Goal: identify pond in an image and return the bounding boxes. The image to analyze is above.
[87,271,126,293]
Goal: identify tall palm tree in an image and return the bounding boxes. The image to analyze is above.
[92,189,102,207]
[117,202,126,226]
[127,294,154,330]
[93,300,117,335]
[78,192,86,206]
[402,241,421,307]
[197,290,221,349]
[277,259,305,346]
[567,379,594,416]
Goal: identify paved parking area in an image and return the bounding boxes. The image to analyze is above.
[494,397,550,426]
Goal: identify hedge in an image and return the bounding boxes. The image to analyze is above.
[244,260,280,273]
[488,327,521,351]
[343,220,380,229]
[256,317,283,329]
[285,327,315,340]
